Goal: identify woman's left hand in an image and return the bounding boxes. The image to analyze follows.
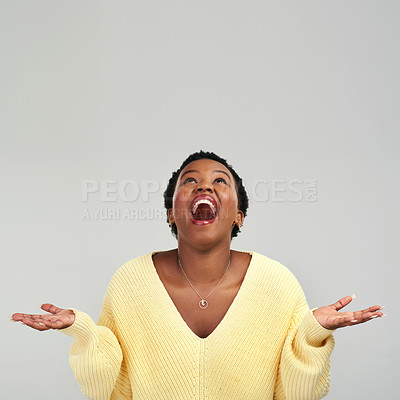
[312,294,385,330]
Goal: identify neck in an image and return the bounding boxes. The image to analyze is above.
[176,240,231,286]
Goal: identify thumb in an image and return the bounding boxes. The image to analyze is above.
[330,294,356,311]
[41,303,63,314]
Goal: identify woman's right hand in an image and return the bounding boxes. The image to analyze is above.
[10,304,75,331]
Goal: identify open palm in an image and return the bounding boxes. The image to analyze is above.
[313,295,384,330]
[10,303,75,331]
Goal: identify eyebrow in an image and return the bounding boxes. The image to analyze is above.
[180,169,231,181]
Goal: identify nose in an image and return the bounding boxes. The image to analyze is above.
[196,181,213,193]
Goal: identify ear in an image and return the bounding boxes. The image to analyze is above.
[168,209,175,226]
[235,210,244,229]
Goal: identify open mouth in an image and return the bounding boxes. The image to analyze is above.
[190,195,218,224]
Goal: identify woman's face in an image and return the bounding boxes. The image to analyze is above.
[169,158,243,247]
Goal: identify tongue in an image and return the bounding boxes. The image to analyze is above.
[193,204,215,221]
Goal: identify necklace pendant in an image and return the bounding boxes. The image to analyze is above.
[199,299,208,309]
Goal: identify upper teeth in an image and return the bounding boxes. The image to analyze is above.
[192,199,216,214]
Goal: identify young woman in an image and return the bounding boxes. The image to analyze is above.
[11,151,384,400]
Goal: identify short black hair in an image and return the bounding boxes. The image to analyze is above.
[163,150,249,239]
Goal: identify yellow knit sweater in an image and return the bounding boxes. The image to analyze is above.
[60,251,335,400]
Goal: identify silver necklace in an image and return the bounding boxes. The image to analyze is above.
[177,254,231,309]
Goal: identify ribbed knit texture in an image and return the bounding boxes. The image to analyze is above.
[60,251,335,400]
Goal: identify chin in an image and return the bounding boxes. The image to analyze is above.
[179,224,230,248]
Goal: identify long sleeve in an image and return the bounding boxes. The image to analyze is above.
[273,296,335,400]
[54,250,336,399]
[59,285,133,400]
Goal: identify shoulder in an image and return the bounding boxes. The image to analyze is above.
[251,251,298,280]
[250,251,305,299]
[106,251,156,292]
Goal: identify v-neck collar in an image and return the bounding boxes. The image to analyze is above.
[148,250,257,341]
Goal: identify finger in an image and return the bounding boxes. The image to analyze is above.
[361,305,383,313]
[41,303,63,315]
[352,309,384,322]
[330,314,357,329]
[10,313,24,321]
[332,305,384,326]
[40,317,67,329]
[11,313,35,321]
[330,294,356,311]
[344,307,384,324]
[21,317,51,331]
[31,314,46,321]
[11,313,46,322]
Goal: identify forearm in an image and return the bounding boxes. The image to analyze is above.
[274,310,335,400]
[59,309,124,400]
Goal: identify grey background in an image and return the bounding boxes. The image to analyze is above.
[1,1,398,399]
